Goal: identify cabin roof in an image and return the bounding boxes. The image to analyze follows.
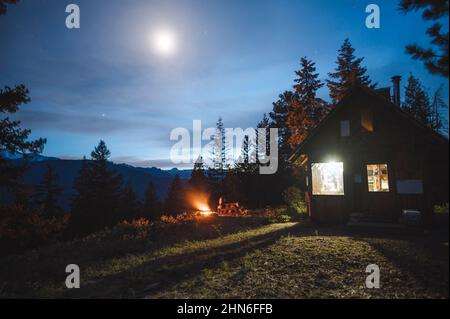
[289,85,449,162]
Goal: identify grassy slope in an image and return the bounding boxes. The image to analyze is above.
[0,217,448,299]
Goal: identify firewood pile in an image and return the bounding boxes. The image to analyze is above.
[217,202,248,217]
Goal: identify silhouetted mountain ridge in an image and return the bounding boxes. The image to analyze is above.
[7,156,192,211]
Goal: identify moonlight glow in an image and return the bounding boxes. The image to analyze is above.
[152,30,177,56]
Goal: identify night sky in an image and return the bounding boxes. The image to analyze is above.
[0,0,448,169]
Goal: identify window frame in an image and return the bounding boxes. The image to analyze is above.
[366,163,390,193]
[311,162,345,196]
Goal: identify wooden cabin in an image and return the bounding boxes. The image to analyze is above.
[289,81,449,227]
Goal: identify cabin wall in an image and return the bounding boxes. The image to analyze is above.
[301,91,448,224]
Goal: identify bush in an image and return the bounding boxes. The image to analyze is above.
[434,203,449,215]
[263,207,293,223]
[282,187,307,218]
[111,218,152,240]
[160,212,197,224]
[0,205,69,255]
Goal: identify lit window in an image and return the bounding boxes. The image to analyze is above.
[361,109,374,132]
[340,120,350,136]
[312,162,344,195]
[367,164,389,192]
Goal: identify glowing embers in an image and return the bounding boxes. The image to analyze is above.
[311,162,344,195]
[189,192,215,216]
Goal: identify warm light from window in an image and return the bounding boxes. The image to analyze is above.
[361,108,374,132]
[312,162,344,195]
[367,164,389,192]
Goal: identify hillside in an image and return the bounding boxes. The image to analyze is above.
[9,156,192,209]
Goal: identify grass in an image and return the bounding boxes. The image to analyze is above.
[0,216,448,299]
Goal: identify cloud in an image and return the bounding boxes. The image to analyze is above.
[13,110,142,135]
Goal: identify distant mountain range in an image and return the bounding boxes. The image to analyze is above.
[2,152,192,210]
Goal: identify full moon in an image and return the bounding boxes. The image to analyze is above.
[152,30,177,56]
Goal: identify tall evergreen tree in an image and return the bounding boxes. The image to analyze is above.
[269,91,293,158]
[327,39,375,103]
[208,117,227,178]
[256,114,270,163]
[89,140,123,225]
[399,0,449,78]
[34,163,62,216]
[69,158,94,235]
[70,141,124,236]
[189,156,208,193]
[233,135,255,206]
[402,74,433,126]
[164,174,185,216]
[0,85,46,201]
[142,181,161,220]
[430,85,448,133]
[0,0,18,15]
[287,57,328,147]
[120,180,140,221]
[207,117,229,209]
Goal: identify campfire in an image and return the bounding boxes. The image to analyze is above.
[197,203,214,216]
[189,193,216,217]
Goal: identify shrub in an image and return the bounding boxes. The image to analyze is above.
[263,207,293,223]
[160,212,197,224]
[434,203,449,215]
[112,218,152,240]
[282,187,307,218]
[0,205,69,255]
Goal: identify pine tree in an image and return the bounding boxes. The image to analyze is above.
[120,181,140,221]
[256,114,270,163]
[0,0,19,15]
[70,141,124,236]
[269,91,293,159]
[400,0,449,78]
[430,85,448,133]
[208,117,227,179]
[34,163,62,216]
[0,85,46,201]
[189,156,208,193]
[165,174,185,216]
[402,74,433,126]
[142,181,161,220]
[69,158,94,235]
[327,39,375,103]
[207,117,229,209]
[287,57,328,147]
[233,135,254,206]
[90,140,123,226]
[239,135,250,170]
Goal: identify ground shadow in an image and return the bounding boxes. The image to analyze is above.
[63,223,302,298]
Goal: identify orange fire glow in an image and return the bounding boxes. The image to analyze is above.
[188,192,214,216]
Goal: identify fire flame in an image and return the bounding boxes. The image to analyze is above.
[188,192,213,216]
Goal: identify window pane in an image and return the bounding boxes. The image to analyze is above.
[312,162,344,195]
[367,164,389,192]
[340,120,350,136]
